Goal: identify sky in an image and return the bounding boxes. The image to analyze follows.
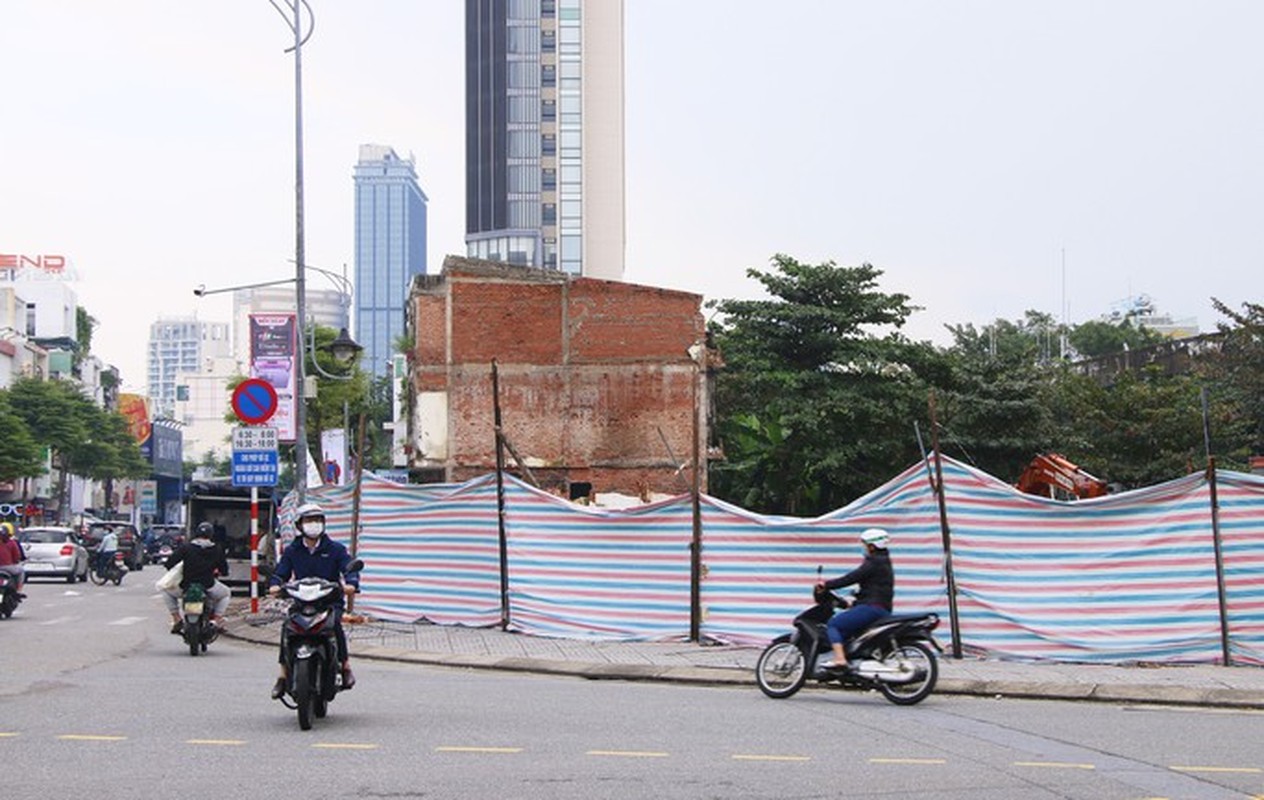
[2,1,1261,394]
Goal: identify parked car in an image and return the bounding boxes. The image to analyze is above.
[81,522,145,571]
[17,527,90,583]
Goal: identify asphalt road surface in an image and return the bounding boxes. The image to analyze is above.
[3,577,1262,799]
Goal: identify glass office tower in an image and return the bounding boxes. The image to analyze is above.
[465,0,624,280]
[353,144,428,377]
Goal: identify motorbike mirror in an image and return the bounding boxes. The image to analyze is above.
[347,559,364,573]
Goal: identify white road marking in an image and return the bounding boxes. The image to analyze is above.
[39,616,78,626]
[107,616,147,626]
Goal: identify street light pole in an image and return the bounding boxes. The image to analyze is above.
[271,0,314,502]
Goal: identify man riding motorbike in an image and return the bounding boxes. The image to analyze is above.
[94,526,119,577]
[163,521,231,634]
[268,502,359,699]
[816,527,895,674]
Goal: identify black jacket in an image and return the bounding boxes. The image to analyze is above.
[824,549,894,611]
[166,539,228,590]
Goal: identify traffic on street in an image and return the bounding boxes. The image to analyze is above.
[3,578,1262,800]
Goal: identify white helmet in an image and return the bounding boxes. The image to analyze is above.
[294,502,325,535]
[860,528,890,548]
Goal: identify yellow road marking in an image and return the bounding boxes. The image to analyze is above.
[312,743,379,750]
[731,754,811,762]
[186,739,246,746]
[435,746,523,754]
[58,735,126,742]
[870,758,947,765]
[586,749,669,758]
[1171,766,1261,774]
[1013,761,1095,770]
[0,733,19,738]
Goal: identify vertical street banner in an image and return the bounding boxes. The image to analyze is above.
[320,428,348,486]
[249,313,298,442]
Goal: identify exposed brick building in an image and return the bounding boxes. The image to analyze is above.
[405,256,708,497]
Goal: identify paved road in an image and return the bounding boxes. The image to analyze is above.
[5,579,1264,799]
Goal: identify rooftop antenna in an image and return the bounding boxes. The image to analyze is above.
[1059,247,1068,359]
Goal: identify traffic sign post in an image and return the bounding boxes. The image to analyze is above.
[232,424,278,613]
[231,378,279,426]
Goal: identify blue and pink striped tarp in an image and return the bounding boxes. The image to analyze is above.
[283,457,1264,665]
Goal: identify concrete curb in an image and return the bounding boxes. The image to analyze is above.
[222,622,1264,709]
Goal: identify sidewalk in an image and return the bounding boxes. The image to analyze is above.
[225,605,1264,709]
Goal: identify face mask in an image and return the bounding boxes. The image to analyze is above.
[301,519,324,538]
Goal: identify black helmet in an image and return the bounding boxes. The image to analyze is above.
[195,521,214,537]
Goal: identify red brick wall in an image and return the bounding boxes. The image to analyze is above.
[409,258,706,496]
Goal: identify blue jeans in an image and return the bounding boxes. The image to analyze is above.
[826,603,888,646]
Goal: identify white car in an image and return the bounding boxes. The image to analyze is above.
[18,527,90,583]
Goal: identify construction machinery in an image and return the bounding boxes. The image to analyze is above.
[1015,453,1108,500]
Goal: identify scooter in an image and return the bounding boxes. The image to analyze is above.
[274,559,363,730]
[180,583,220,656]
[89,551,128,586]
[755,577,942,705]
[0,571,23,619]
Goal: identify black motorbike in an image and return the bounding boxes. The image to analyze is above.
[755,581,941,705]
[180,583,220,656]
[89,550,127,586]
[0,571,22,619]
[275,559,363,730]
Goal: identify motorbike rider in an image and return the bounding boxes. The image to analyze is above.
[163,521,231,634]
[95,525,119,576]
[268,502,359,699]
[816,528,894,674]
[0,522,26,597]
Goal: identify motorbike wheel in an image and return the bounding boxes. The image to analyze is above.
[877,641,938,706]
[88,567,107,586]
[1,600,12,619]
[294,660,314,731]
[187,626,200,657]
[111,570,123,586]
[755,641,808,699]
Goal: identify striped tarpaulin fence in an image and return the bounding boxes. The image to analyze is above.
[279,457,1264,664]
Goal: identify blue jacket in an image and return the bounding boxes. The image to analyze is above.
[270,535,359,605]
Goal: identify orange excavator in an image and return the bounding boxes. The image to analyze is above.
[1015,453,1109,500]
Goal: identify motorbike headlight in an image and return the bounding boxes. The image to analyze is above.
[302,605,317,616]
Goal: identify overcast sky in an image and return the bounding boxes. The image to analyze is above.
[2,1,1260,393]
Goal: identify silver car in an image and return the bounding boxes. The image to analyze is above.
[18,527,90,583]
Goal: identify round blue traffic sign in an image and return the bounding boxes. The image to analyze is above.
[231,378,279,425]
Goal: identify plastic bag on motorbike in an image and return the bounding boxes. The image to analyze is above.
[155,561,183,592]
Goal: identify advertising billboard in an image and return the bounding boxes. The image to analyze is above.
[249,313,298,442]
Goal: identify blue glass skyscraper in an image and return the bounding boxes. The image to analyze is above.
[354,144,428,377]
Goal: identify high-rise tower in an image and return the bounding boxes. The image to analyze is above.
[465,0,624,280]
[353,144,428,377]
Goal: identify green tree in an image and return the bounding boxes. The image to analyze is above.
[1049,367,1206,487]
[7,378,147,508]
[1068,318,1164,359]
[1193,299,1264,466]
[0,390,45,482]
[708,255,948,515]
[937,315,1061,482]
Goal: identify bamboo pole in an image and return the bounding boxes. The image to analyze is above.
[345,412,368,621]
[928,393,962,659]
[1202,387,1232,665]
[492,360,510,630]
